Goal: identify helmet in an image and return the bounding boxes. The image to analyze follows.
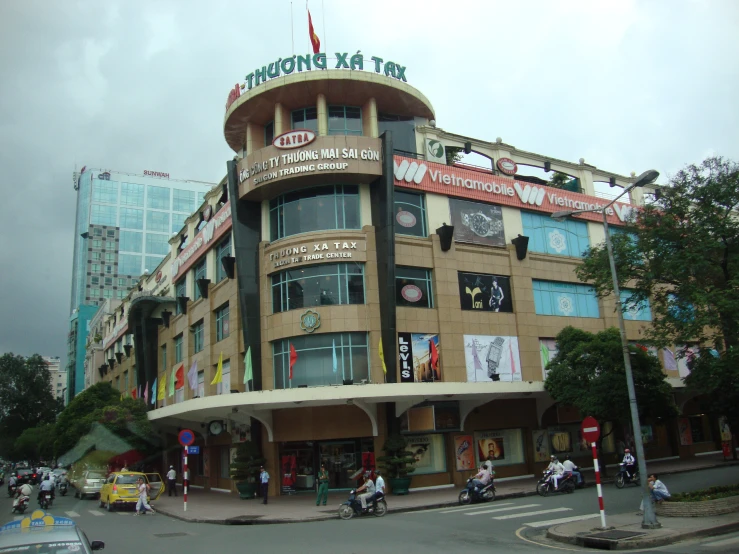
[170,465,174,469]
[44,475,49,480]
[624,448,631,453]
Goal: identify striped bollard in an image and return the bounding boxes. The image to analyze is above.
[592,441,606,528]
[184,446,188,512]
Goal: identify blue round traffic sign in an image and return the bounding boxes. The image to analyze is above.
[178,429,195,446]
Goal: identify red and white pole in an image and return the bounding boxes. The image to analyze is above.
[592,441,606,528]
[183,446,188,512]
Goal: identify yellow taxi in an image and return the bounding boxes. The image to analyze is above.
[98,471,164,511]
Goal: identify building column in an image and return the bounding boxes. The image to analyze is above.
[363,97,378,138]
[275,103,290,135]
[317,93,328,135]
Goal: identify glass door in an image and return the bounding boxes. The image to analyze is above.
[319,441,359,490]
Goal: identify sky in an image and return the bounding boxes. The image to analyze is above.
[0,0,737,365]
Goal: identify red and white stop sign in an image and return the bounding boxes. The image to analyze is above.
[581,416,600,443]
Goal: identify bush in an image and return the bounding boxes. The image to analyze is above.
[376,434,416,479]
[230,440,265,484]
[670,483,739,502]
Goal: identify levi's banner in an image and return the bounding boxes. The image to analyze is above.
[393,156,636,225]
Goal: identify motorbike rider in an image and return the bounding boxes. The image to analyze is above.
[8,473,18,493]
[622,448,636,479]
[356,472,376,511]
[562,455,582,485]
[38,475,55,503]
[471,464,492,492]
[550,457,566,491]
[373,470,386,503]
[13,482,33,510]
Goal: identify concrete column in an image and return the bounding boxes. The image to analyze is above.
[363,97,378,137]
[576,168,596,197]
[245,123,255,156]
[317,93,328,135]
[274,103,290,135]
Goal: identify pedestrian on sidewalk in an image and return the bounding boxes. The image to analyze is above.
[316,463,329,506]
[134,477,155,515]
[648,474,671,503]
[167,465,177,497]
[259,466,270,505]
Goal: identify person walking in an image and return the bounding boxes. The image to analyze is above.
[315,463,329,506]
[134,477,155,515]
[259,466,270,505]
[167,466,177,497]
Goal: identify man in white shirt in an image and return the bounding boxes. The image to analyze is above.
[167,466,177,497]
[13,483,33,510]
[648,474,670,502]
[356,474,376,510]
[562,456,582,485]
[550,458,565,490]
[38,476,55,503]
[374,471,386,498]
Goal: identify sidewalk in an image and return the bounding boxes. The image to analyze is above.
[154,452,739,526]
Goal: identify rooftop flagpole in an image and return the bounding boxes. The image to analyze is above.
[291,2,294,55]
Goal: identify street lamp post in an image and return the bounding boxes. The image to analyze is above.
[552,169,660,529]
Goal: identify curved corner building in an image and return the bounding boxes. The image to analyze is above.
[99,53,705,495]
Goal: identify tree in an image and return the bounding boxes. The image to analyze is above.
[13,424,56,461]
[549,171,572,189]
[445,146,464,166]
[544,327,678,472]
[0,354,60,458]
[575,156,739,448]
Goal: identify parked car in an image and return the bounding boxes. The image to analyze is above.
[75,471,107,499]
[98,472,164,512]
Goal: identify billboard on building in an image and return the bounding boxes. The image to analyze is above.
[449,198,505,247]
[464,335,522,382]
[458,272,512,312]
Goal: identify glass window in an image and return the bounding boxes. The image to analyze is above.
[91,252,101,261]
[161,345,167,373]
[92,179,118,204]
[215,303,230,342]
[394,190,427,237]
[216,359,231,395]
[273,332,369,389]
[405,434,447,475]
[91,204,117,226]
[146,233,170,255]
[120,182,144,206]
[378,113,416,154]
[291,107,318,134]
[105,253,115,262]
[175,387,184,403]
[533,280,600,318]
[396,266,434,308]
[104,277,113,286]
[522,212,590,258]
[474,429,526,468]
[91,276,99,285]
[219,446,231,477]
[270,184,359,240]
[147,210,169,232]
[197,371,205,398]
[93,228,103,236]
[103,289,113,299]
[116,290,126,299]
[193,259,207,301]
[175,280,186,314]
[272,262,365,313]
[119,254,141,276]
[147,186,171,210]
[192,320,204,353]
[92,239,102,249]
[328,105,362,136]
[118,278,127,286]
[215,237,231,283]
[174,334,183,363]
[621,289,652,321]
[120,231,143,252]
[91,263,100,273]
[119,207,144,230]
[105,265,112,274]
[107,229,116,237]
[173,189,195,213]
[265,121,274,145]
[145,255,164,273]
[172,214,186,234]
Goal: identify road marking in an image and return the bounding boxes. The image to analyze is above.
[65,511,80,517]
[437,502,515,514]
[13,516,23,521]
[515,526,580,551]
[89,510,104,516]
[703,535,739,548]
[465,504,541,516]
[494,507,571,520]
[524,513,600,528]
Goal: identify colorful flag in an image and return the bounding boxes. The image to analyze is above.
[429,339,439,371]
[150,379,156,405]
[131,388,137,399]
[168,368,176,397]
[174,364,185,390]
[308,9,321,54]
[144,382,149,404]
[378,339,387,375]
[244,347,253,389]
[157,377,165,401]
[187,360,198,390]
[289,343,298,380]
[471,342,483,371]
[540,342,550,368]
[137,385,142,400]
[332,339,338,374]
[662,348,677,371]
[211,352,223,385]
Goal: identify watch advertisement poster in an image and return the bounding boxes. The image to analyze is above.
[532,430,550,462]
[458,272,512,313]
[454,435,475,471]
[449,198,505,247]
[464,335,522,382]
[398,332,441,383]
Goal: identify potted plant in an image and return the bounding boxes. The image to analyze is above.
[377,434,416,495]
[230,440,266,499]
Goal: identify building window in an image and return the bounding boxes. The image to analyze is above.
[273,332,368,389]
[91,276,99,285]
[123,371,129,392]
[272,262,365,313]
[93,228,103,236]
[120,230,143,252]
[118,278,127,286]
[175,387,184,403]
[193,259,206,301]
[396,267,434,308]
[147,186,171,210]
[118,254,141,276]
[91,252,102,261]
[175,280,186,314]
[104,277,113,286]
[215,303,230,342]
[522,212,590,258]
[119,207,144,230]
[197,371,205,398]
[91,204,117,226]
[173,334,183,363]
[270,184,359,240]
[116,290,126,299]
[219,446,231,478]
[394,190,427,237]
[147,211,170,233]
[291,107,318,134]
[192,320,204,353]
[265,121,274,145]
[533,280,600,318]
[161,345,167,373]
[107,229,116,238]
[216,359,231,395]
[121,182,144,207]
[105,265,113,274]
[173,189,195,213]
[92,239,102,249]
[378,113,416,154]
[328,105,362,136]
[91,263,100,273]
[92,179,118,204]
[146,233,170,255]
[621,289,652,321]
[105,253,115,263]
[215,237,231,283]
[145,256,164,273]
[103,289,113,298]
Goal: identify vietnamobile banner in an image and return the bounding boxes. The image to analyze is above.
[393,156,635,225]
[171,201,232,279]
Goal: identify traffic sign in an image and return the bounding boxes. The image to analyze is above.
[178,429,195,446]
[581,416,600,443]
[187,446,200,454]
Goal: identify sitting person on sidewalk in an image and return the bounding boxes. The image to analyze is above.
[648,474,670,503]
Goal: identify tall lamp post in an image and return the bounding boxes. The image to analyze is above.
[552,169,660,529]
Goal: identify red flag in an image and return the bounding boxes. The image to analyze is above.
[289,343,298,380]
[308,10,321,54]
[131,388,137,399]
[429,339,439,370]
[174,363,185,389]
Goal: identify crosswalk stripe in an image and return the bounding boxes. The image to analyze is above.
[465,504,541,516]
[65,511,80,517]
[494,507,571,520]
[13,516,23,521]
[89,510,104,516]
[703,535,739,548]
[524,513,600,528]
[438,502,515,514]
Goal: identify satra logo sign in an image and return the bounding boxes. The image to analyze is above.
[273,129,317,150]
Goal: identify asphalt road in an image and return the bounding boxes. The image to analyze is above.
[1,466,738,553]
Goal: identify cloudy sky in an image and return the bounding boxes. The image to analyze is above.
[0,0,737,365]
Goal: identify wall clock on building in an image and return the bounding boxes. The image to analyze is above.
[208,420,224,436]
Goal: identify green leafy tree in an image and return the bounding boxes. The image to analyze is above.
[548,171,572,189]
[445,146,464,166]
[0,354,60,458]
[54,382,121,456]
[575,156,739,452]
[544,327,678,472]
[377,434,416,479]
[13,424,56,462]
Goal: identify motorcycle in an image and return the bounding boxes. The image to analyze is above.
[458,478,496,505]
[7,484,17,498]
[39,491,53,509]
[12,495,30,514]
[338,490,387,520]
[537,470,576,496]
[615,463,640,488]
[59,482,68,496]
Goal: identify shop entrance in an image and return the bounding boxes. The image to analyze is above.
[319,441,359,490]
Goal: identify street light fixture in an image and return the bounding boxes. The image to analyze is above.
[552,169,660,529]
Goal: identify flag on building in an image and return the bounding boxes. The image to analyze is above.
[138,385,142,400]
[289,343,298,380]
[150,380,156,405]
[379,339,387,374]
[244,347,253,390]
[174,364,185,390]
[144,382,149,403]
[168,367,176,397]
[157,376,165,401]
[131,388,137,399]
[429,339,439,371]
[308,10,321,54]
[332,339,338,374]
[187,360,198,390]
[211,352,223,385]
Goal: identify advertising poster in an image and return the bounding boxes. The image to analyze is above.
[398,332,441,383]
[477,437,506,462]
[532,430,550,462]
[539,338,558,380]
[361,452,376,473]
[458,272,512,313]
[719,417,732,442]
[449,198,506,247]
[474,429,525,466]
[464,335,522,382]
[406,434,446,475]
[454,435,475,471]
[281,454,297,494]
[678,418,693,446]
